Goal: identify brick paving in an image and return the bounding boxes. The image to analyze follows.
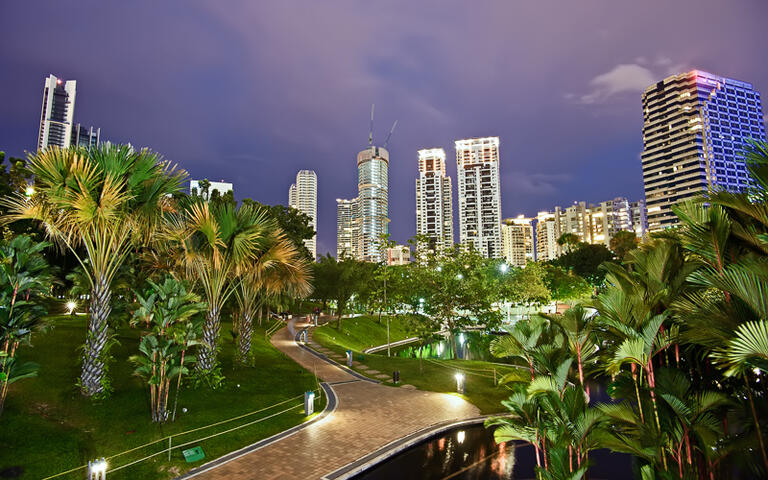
[186,318,479,479]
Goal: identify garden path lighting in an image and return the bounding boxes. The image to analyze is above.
[66,300,77,315]
[457,430,465,444]
[455,372,465,394]
[88,458,107,479]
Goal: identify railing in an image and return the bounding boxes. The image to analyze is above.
[42,388,322,479]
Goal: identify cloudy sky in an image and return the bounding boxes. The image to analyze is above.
[1,1,766,255]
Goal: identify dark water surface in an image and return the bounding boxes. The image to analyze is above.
[351,424,633,480]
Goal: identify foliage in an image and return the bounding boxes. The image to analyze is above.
[1,144,185,397]
[0,235,52,415]
[242,198,316,261]
[609,230,640,261]
[551,242,614,285]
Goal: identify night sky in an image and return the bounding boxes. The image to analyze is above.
[1,1,766,256]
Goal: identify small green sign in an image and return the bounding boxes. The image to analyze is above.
[182,446,205,463]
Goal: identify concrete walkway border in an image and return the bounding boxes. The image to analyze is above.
[176,382,338,480]
[321,416,490,480]
[295,327,381,384]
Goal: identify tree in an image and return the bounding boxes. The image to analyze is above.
[0,235,52,415]
[161,201,284,377]
[543,264,591,308]
[557,232,581,254]
[242,199,316,261]
[506,262,551,310]
[312,254,368,329]
[609,230,639,261]
[130,277,206,422]
[2,145,185,397]
[552,243,614,285]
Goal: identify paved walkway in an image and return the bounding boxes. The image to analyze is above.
[185,317,479,479]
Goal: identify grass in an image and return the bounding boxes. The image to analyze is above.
[312,315,412,352]
[312,318,518,414]
[0,315,325,480]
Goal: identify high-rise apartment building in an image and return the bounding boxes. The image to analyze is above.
[588,197,632,247]
[289,170,318,259]
[501,216,535,267]
[415,148,453,253]
[554,202,590,244]
[38,75,77,151]
[536,211,560,261]
[455,137,502,258]
[356,146,389,262]
[336,198,357,259]
[641,70,766,231]
[71,124,100,149]
[630,200,649,238]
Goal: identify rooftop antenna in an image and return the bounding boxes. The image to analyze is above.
[383,120,398,148]
[368,104,375,145]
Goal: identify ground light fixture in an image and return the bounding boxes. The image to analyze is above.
[88,458,107,479]
[66,300,77,315]
[455,372,465,394]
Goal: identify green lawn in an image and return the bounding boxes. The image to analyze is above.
[1,315,324,480]
[311,318,517,414]
[312,315,412,352]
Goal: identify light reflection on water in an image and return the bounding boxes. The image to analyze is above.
[390,332,504,362]
[351,424,517,480]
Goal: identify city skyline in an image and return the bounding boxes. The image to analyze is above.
[2,2,767,256]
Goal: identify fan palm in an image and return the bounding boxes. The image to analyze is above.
[1,145,185,397]
[161,200,295,374]
[234,231,311,363]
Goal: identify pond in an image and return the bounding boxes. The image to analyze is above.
[351,423,633,480]
[389,331,504,362]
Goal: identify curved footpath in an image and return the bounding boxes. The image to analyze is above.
[179,317,479,480]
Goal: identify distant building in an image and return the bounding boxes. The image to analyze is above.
[38,74,77,151]
[536,211,559,261]
[336,198,357,258]
[415,148,453,253]
[190,179,233,200]
[386,245,410,266]
[554,201,590,245]
[630,200,649,238]
[587,197,632,247]
[356,146,389,262]
[501,216,534,267]
[289,170,317,259]
[641,70,766,231]
[455,137,502,258]
[71,124,100,149]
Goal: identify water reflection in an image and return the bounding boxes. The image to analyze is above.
[352,424,516,480]
[391,332,504,362]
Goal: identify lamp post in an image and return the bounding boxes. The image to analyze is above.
[88,458,107,480]
[455,372,465,395]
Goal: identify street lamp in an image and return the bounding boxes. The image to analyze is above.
[455,372,465,394]
[499,263,508,273]
[88,458,107,479]
[456,273,463,280]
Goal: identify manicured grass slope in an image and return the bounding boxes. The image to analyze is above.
[312,318,517,414]
[1,316,323,480]
[311,315,411,352]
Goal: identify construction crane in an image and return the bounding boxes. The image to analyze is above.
[368,104,375,146]
[383,120,398,149]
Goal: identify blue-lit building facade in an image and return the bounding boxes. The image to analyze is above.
[355,146,389,262]
[641,70,766,231]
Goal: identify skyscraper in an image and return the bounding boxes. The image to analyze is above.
[455,137,502,258]
[336,198,357,258]
[587,197,632,247]
[536,211,560,261]
[630,200,649,238]
[501,215,535,267]
[71,124,100,149]
[641,70,766,231]
[356,146,389,262]
[38,74,77,151]
[289,170,318,259]
[554,201,590,244]
[415,148,453,253]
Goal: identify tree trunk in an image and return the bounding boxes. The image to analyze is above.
[197,308,220,373]
[237,312,253,363]
[80,276,112,397]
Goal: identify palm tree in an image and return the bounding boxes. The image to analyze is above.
[2,145,185,397]
[541,305,597,391]
[234,230,311,363]
[162,201,298,374]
